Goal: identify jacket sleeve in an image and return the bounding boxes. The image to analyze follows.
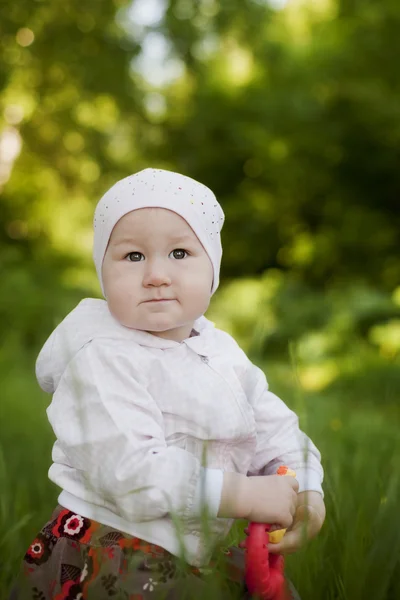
[46,339,223,522]
[245,361,324,496]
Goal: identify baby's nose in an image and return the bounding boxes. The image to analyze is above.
[143,260,172,286]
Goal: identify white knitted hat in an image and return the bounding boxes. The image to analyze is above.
[93,168,225,296]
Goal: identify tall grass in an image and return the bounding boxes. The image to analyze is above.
[1,347,399,599]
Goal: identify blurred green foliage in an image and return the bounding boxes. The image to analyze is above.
[0,0,399,355]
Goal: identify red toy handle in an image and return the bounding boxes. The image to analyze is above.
[245,523,287,600]
[244,466,296,600]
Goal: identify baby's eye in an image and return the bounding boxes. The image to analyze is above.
[170,249,188,260]
[125,252,144,262]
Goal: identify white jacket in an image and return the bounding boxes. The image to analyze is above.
[36,298,323,566]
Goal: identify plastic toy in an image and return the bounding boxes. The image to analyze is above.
[244,466,296,600]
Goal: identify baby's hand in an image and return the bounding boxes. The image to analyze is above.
[243,474,299,529]
[268,491,326,555]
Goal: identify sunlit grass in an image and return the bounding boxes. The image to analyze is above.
[1,347,399,599]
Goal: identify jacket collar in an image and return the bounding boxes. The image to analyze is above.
[79,298,216,356]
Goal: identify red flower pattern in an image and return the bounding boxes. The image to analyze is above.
[52,510,92,543]
[21,507,266,599]
[54,579,83,600]
[24,533,51,565]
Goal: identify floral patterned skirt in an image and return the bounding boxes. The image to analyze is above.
[10,506,301,600]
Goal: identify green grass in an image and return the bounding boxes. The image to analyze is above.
[1,351,399,599]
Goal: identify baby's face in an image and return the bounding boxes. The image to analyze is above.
[102,208,214,342]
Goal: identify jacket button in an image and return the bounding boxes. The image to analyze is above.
[201,355,209,363]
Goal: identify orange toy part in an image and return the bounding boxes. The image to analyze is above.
[276,466,296,477]
[269,466,297,544]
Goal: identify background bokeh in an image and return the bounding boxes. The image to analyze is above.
[1,1,399,598]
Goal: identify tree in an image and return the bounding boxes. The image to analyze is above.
[143,0,400,289]
[0,0,141,347]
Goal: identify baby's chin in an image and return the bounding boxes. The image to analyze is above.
[115,315,184,334]
[133,319,195,342]
[106,302,199,339]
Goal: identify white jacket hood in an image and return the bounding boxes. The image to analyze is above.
[35,298,216,394]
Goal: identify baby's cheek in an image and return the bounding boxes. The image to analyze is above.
[107,290,132,321]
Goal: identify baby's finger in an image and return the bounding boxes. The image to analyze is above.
[291,497,297,517]
[268,529,302,555]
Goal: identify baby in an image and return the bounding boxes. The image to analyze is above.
[13,168,325,600]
